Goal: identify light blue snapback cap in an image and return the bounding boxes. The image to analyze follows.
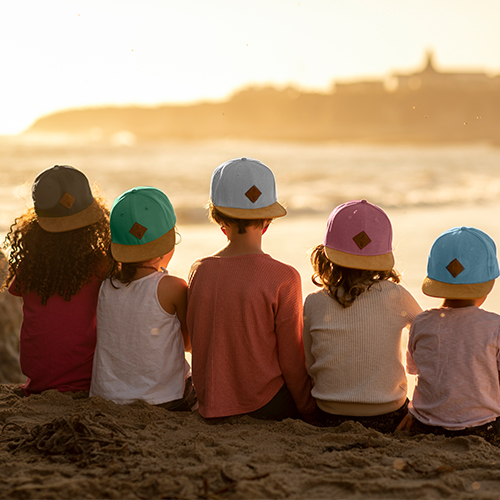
[422,226,500,299]
[210,157,286,219]
[110,187,176,263]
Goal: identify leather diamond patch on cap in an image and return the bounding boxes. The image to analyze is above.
[353,231,371,250]
[59,192,75,209]
[447,258,464,278]
[245,185,262,203]
[129,222,147,240]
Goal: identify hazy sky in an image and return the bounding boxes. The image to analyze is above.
[1,0,499,134]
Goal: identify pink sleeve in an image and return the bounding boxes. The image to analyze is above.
[406,323,418,375]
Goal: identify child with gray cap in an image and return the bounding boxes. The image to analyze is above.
[3,165,112,395]
[187,157,315,420]
[398,226,500,441]
[90,187,196,411]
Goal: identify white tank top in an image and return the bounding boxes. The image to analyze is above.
[90,271,190,404]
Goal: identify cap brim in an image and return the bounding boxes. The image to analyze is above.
[324,246,395,271]
[422,277,494,299]
[37,199,104,233]
[111,228,176,263]
[214,201,286,220]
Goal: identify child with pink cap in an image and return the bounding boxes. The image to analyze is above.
[303,200,422,432]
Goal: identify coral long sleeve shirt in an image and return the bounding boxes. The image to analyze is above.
[187,254,315,418]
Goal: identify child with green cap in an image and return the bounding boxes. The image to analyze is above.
[90,187,197,410]
[398,226,500,440]
[3,165,112,395]
[187,157,315,421]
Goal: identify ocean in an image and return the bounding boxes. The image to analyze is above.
[2,134,500,237]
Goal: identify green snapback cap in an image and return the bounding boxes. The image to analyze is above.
[110,187,176,263]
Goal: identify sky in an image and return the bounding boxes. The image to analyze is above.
[1,0,500,134]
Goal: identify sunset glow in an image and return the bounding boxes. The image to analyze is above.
[2,0,500,134]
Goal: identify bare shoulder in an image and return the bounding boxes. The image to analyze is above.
[158,274,187,300]
[157,274,187,315]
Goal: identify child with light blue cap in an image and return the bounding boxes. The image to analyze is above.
[187,157,315,421]
[399,226,500,442]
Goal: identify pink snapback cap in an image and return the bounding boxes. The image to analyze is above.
[323,199,394,271]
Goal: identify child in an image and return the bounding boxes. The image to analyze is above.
[3,165,111,395]
[399,226,500,441]
[303,200,422,433]
[187,157,315,420]
[90,187,197,411]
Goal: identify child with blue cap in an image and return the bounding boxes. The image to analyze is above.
[187,157,315,421]
[399,226,500,441]
[90,187,197,411]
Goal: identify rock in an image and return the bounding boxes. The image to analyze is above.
[0,251,24,383]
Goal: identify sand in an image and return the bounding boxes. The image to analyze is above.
[2,204,500,499]
[1,385,500,499]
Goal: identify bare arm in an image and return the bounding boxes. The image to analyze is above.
[157,275,191,352]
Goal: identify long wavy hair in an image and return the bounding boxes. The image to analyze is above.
[3,195,112,305]
[310,244,401,308]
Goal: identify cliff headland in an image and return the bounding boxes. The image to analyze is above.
[27,53,500,144]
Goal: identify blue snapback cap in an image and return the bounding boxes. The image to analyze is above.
[210,157,286,219]
[422,226,500,299]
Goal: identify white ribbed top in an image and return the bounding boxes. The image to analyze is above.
[303,281,422,407]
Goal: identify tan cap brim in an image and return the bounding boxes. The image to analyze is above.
[111,228,176,263]
[324,246,395,271]
[214,201,286,220]
[422,276,495,299]
[38,199,104,233]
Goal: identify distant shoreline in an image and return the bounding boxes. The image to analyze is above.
[25,85,500,145]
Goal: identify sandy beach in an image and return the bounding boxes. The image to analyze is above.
[2,383,500,500]
[2,204,500,499]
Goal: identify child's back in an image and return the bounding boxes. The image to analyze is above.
[4,165,111,394]
[305,279,419,408]
[90,187,196,410]
[303,200,421,432]
[94,270,189,404]
[406,226,500,436]
[189,253,308,417]
[187,157,315,420]
[408,306,500,429]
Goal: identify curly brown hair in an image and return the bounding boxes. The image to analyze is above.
[3,195,112,305]
[310,244,401,308]
[208,202,270,234]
